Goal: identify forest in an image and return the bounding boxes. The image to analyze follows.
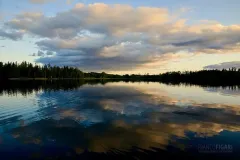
[0,61,120,79]
[1,61,240,86]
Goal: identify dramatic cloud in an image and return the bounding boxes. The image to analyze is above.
[2,3,240,72]
[204,61,240,70]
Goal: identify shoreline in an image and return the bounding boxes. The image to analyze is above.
[2,78,240,86]
[7,78,128,80]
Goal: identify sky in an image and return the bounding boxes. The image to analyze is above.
[0,0,240,74]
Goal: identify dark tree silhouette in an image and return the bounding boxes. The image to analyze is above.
[1,61,240,86]
[0,61,84,79]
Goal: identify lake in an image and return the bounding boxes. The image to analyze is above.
[0,80,239,159]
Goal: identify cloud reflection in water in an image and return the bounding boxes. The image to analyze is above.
[0,81,239,157]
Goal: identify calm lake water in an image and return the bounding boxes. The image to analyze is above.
[0,80,239,159]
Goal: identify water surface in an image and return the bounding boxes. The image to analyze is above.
[0,81,239,159]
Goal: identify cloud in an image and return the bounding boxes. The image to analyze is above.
[31,50,45,56]
[0,30,24,40]
[37,50,45,56]
[204,61,240,70]
[28,0,56,4]
[31,50,54,57]
[2,3,240,72]
[46,51,54,55]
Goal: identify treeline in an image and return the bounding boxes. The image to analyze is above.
[1,62,240,85]
[125,69,240,86]
[156,69,240,86]
[0,61,125,79]
[0,62,85,79]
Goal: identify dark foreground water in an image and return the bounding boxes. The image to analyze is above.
[0,80,239,159]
